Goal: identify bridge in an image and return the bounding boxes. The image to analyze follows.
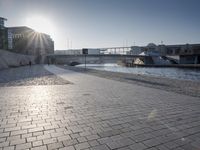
[46,54,149,65]
[99,46,131,54]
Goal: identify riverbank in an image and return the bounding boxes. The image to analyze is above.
[0,49,35,70]
[58,65,200,98]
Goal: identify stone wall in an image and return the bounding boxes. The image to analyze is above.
[0,49,35,70]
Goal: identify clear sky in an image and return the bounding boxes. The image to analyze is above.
[0,0,200,50]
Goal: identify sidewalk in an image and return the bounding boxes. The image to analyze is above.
[0,65,199,150]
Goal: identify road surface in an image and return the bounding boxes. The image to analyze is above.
[0,65,199,150]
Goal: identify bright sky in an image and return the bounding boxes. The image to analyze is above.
[0,0,200,50]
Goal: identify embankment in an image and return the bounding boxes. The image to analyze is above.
[0,49,35,70]
[58,65,200,98]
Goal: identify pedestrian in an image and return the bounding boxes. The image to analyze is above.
[29,61,32,67]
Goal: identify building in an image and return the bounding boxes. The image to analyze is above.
[0,17,7,49]
[130,43,160,55]
[7,26,54,56]
[130,43,200,64]
[0,17,7,29]
[0,17,54,63]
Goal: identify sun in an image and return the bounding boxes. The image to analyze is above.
[25,16,55,38]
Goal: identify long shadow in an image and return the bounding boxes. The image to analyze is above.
[0,65,70,86]
[124,77,169,87]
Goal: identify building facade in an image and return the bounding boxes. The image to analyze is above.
[7,26,54,56]
[0,17,7,49]
[130,43,200,64]
[0,17,7,29]
[1,17,54,62]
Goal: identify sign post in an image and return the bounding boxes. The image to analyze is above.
[82,49,88,70]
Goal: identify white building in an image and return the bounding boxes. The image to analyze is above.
[130,46,143,55]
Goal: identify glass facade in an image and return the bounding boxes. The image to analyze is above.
[0,17,6,29]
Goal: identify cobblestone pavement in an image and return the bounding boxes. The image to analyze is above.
[0,65,200,150]
[58,65,200,98]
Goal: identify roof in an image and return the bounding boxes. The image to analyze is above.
[0,17,7,21]
[7,26,33,31]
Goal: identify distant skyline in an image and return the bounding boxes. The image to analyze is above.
[1,0,200,50]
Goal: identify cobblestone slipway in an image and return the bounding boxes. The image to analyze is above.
[0,65,200,150]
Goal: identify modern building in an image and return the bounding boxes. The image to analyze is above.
[130,43,200,64]
[7,26,54,56]
[0,17,54,63]
[0,17,7,49]
[0,17,7,29]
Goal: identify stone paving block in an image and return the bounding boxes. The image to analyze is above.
[33,132,43,137]
[11,129,27,136]
[0,138,6,143]
[90,144,110,150]
[97,129,121,138]
[0,132,9,138]
[43,130,55,136]
[70,133,80,139]
[88,140,100,147]
[97,137,113,144]
[58,135,72,142]
[15,142,32,150]
[0,141,9,148]
[10,138,26,146]
[164,141,181,149]
[180,143,199,150]
[27,136,37,142]
[106,141,123,149]
[37,133,51,140]
[86,134,100,141]
[62,139,78,147]
[129,143,147,150]
[118,138,134,147]
[28,127,44,133]
[59,146,75,150]
[7,135,20,141]
[32,140,43,147]
[47,142,64,150]
[21,124,37,129]
[155,144,170,150]
[2,146,15,150]
[4,127,20,132]
[43,138,57,145]
[142,137,163,147]
[31,145,47,150]
[74,142,91,150]
[22,133,32,138]
[77,137,87,143]
[51,131,65,138]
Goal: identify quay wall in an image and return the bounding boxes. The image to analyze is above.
[0,49,35,70]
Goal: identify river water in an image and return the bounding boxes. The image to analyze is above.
[77,64,200,81]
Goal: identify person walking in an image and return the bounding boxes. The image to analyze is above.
[29,61,32,67]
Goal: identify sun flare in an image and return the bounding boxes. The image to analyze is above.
[25,16,55,38]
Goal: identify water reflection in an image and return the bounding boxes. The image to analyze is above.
[77,64,200,81]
